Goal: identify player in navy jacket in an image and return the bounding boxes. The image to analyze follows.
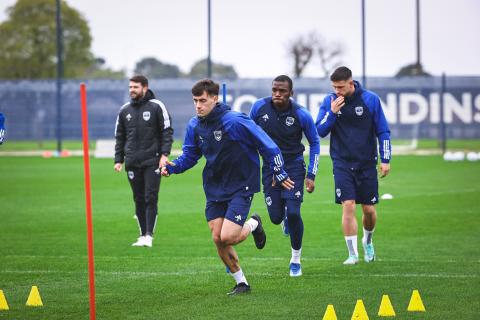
[250,75,320,277]
[162,79,293,295]
[316,66,391,265]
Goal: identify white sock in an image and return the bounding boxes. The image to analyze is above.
[290,248,302,264]
[245,218,258,233]
[362,227,374,245]
[231,269,248,285]
[345,235,358,257]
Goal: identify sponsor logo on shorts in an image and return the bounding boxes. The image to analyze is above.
[286,116,295,126]
[235,214,242,222]
[355,106,364,116]
[214,130,222,141]
[143,111,151,121]
[295,191,301,198]
[371,196,377,203]
[336,188,341,197]
[265,196,272,206]
[128,171,134,179]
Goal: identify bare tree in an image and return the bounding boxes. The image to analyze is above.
[317,38,343,78]
[288,32,317,78]
[287,31,344,78]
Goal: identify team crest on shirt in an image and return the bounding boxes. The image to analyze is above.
[285,116,295,126]
[213,130,222,141]
[143,111,151,121]
[355,106,364,116]
[128,171,134,179]
[336,188,341,197]
[262,114,269,122]
[265,196,272,206]
[126,114,132,121]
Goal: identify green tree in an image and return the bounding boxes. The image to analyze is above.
[0,0,94,79]
[86,58,125,79]
[189,58,238,79]
[134,57,183,78]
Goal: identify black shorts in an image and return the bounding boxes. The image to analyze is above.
[333,166,378,205]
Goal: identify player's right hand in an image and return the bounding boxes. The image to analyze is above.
[114,163,123,172]
[330,96,345,114]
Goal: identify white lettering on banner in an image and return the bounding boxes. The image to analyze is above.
[308,94,326,121]
[228,92,480,125]
[232,94,257,112]
[400,93,429,124]
[475,95,480,123]
[429,93,440,123]
[445,93,472,124]
[381,93,398,123]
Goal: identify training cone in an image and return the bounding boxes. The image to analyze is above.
[26,286,43,307]
[378,295,396,317]
[351,299,369,320]
[323,304,338,320]
[407,290,425,312]
[0,290,9,310]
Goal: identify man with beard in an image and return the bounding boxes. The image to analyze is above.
[114,75,173,247]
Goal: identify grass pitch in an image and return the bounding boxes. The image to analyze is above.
[0,155,479,319]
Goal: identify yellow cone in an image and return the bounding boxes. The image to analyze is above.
[407,289,425,312]
[323,304,338,320]
[378,295,396,317]
[351,299,369,320]
[0,290,9,310]
[26,286,43,307]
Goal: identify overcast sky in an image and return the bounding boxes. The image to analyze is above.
[1,0,479,78]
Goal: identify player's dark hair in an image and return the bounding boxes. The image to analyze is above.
[129,75,149,87]
[192,79,219,97]
[273,75,293,91]
[330,66,352,82]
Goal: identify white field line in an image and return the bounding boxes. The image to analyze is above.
[3,255,479,264]
[0,269,477,279]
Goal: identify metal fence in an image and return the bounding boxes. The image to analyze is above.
[0,76,479,141]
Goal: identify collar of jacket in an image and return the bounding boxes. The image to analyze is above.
[344,80,363,103]
[199,103,231,123]
[130,89,155,106]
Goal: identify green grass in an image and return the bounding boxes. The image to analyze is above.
[0,155,479,319]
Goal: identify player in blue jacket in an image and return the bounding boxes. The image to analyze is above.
[161,79,293,295]
[0,112,5,145]
[250,75,320,277]
[316,66,391,265]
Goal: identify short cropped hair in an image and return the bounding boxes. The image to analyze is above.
[129,75,149,87]
[191,79,219,96]
[273,75,293,91]
[330,66,352,82]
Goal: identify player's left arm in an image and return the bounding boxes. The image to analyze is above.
[298,108,320,193]
[370,94,391,178]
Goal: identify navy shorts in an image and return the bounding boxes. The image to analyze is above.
[333,166,379,205]
[262,161,306,202]
[205,195,253,226]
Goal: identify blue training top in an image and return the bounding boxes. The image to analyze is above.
[315,81,391,169]
[166,103,289,202]
[250,97,320,180]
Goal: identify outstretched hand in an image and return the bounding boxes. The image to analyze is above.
[160,160,175,177]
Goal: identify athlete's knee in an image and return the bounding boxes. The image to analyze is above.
[362,205,376,216]
[342,200,356,213]
[269,213,283,225]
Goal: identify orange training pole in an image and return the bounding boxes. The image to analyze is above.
[80,83,96,320]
